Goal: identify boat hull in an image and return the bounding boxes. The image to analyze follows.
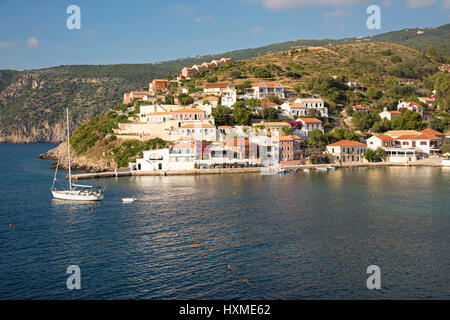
[51,190,104,201]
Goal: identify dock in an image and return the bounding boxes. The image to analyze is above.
[71,167,262,180]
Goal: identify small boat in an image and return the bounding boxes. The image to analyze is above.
[303,168,310,173]
[327,167,336,171]
[278,169,289,174]
[51,108,104,201]
[122,198,137,203]
[316,167,327,172]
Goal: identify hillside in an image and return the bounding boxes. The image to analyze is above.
[188,42,439,100]
[1,24,449,143]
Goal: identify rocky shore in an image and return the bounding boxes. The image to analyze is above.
[37,142,115,172]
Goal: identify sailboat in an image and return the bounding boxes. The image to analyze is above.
[51,108,104,201]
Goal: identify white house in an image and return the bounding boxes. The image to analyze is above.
[178,123,217,142]
[249,83,285,99]
[379,108,402,121]
[295,98,328,117]
[139,105,172,123]
[221,87,237,107]
[394,133,441,155]
[366,134,395,150]
[199,96,219,108]
[135,141,198,172]
[203,82,232,95]
[135,148,170,172]
[397,101,424,117]
[295,118,323,139]
[280,99,328,118]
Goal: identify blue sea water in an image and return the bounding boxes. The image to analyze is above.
[0,143,449,299]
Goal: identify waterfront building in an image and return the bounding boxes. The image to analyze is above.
[279,135,302,163]
[326,140,367,163]
[366,135,395,150]
[394,133,441,155]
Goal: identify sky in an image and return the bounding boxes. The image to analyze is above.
[0,0,449,70]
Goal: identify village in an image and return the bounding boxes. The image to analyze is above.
[102,57,450,174]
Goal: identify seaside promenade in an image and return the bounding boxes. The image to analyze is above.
[70,157,444,180]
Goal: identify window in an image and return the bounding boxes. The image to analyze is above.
[420,141,427,146]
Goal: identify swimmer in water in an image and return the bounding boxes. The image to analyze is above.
[227,265,232,270]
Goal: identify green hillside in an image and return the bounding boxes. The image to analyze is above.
[0,24,449,143]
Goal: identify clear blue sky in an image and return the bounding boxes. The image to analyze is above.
[1,0,449,70]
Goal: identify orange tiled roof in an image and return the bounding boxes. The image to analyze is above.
[279,135,301,141]
[252,82,281,88]
[173,108,205,113]
[420,128,444,136]
[204,82,231,89]
[402,101,423,108]
[396,133,439,140]
[291,103,306,109]
[375,135,395,141]
[328,140,366,147]
[298,118,322,123]
[352,105,370,110]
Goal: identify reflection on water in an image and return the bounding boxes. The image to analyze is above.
[0,144,449,299]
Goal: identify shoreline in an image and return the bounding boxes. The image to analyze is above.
[70,162,447,180]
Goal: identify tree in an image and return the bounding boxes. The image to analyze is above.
[232,105,252,125]
[364,149,376,162]
[252,67,271,79]
[305,108,321,119]
[246,98,261,111]
[266,94,282,105]
[352,110,381,131]
[281,125,292,136]
[235,80,252,94]
[327,128,359,142]
[427,45,437,58]
[164,94,174,105]
[259,107,279,121]
[366,86,382,100]
[307,129,328,150]
[430,115,448,133]
[391,110,427,131]
[230,69,242,79]
[441,142,450,154]
[212,106,231,126]
[375,147,386,161]
[371,120,390,133]
[178,93,192,106]
[206,76,218,83]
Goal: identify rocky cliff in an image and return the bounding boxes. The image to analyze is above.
[38,142,115,172]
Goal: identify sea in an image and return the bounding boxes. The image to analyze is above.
[0,143,449,299]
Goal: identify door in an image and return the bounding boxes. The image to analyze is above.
[158,163,162,170]
[412,141,416,148]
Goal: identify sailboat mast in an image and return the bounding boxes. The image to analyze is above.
[66,108,73,190]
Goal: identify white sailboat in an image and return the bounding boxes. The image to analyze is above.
[51,108,104,201]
